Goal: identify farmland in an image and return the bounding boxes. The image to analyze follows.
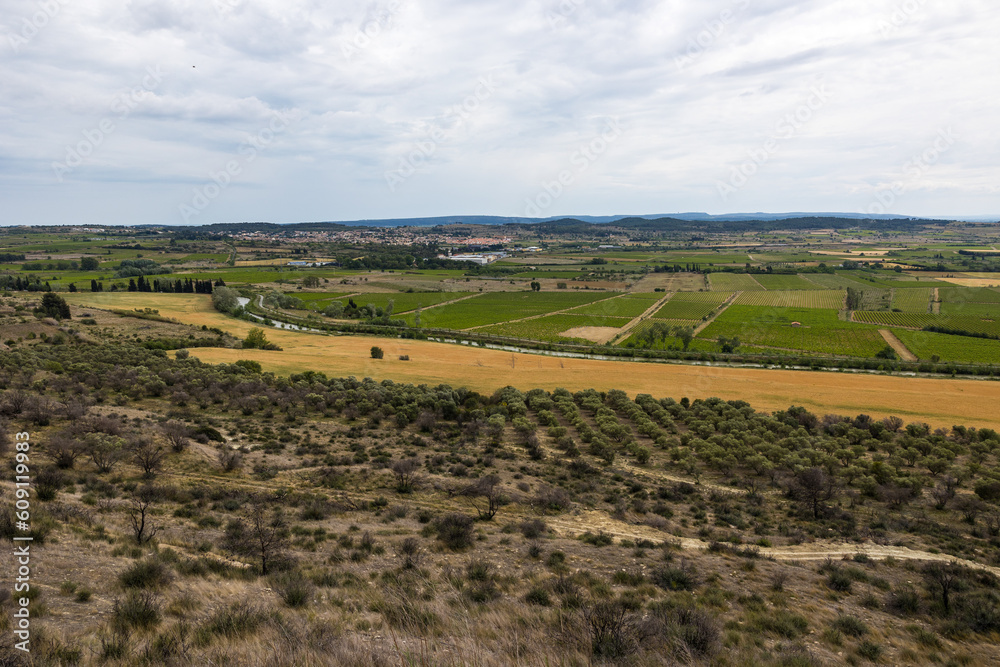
[706,272,761,290]
[752,274,826,290]
[399,291,612,329]
[733,289,844,309]
[476,313,632,342]
[894,328,1000,365]
[652,291,732,320]
[854,311,1000,337]
[566,293,663,318]
[890,287,933,312]
[701,305,886,357]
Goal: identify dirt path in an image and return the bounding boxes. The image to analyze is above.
[878,329,917,361]
[932,287,941,314]
[607,293,674,344]
[693,291,740,336]
[464,293,623,331]
[543,513,1000,576]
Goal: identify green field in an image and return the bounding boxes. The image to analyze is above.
[752,274,825,290]
[401,291,612,329]
[804,274,873,290]
[566,293,661,318]
[707,273,762,291]
[891,288,932,313]
[324,291,471,314]
[854,311,1000,337]
[894,329,1000,365]
[477,313,631,342]
[939,301,1000,317]
[940,286,1000,304]
[700,305,885,357]
[653,292,732,320]
[733,290,844,309]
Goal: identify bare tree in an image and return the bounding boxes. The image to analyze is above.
[793,467,836,519]
[923,562,964,613]
[47,434,85,469]
[160,421,191,453]
[225,501,289,575]
[218,447,244,473]
[391,458,421,493]
[0,389,28,417]
[463,474,505,520]
[126,488,159,545]
[931,475,958,510]
[129,436,164,479]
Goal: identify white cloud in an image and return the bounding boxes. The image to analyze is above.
[0,0,998,224]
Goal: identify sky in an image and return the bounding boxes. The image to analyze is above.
[1,0,998,226]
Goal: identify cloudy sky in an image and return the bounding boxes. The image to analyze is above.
[1,0,998,226]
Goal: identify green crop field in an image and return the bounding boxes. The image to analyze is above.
[891,288,933,313]
[733,290,844,309]
[477,313,631,342]
[894,329,1000,365]
[707,273,762,291]
[401,291,611,329]
[566,293,660,318]
[940,286,1000,304]
[653,292,732,320]
[854,311,1000,337]
[325,291,472,314]
[804,274,872,290]
[752,274,825,290]
[939,301,1000,317]
[701,305,885,357]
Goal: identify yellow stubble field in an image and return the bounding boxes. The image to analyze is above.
[65,293,1000,430]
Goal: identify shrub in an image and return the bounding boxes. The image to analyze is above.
[652,563,698,591]
[112,591,161,632]
[886,587,921,616]
[436,513,474,551]
[197,602,269,643]
[585,600,638,659]
[270,570,313,608]
[747,610,809,638]
[525,587,551,606]
[370,346,384,359]
[857,640,883,661]
[119,558,172,590]
[519,519,547,539]
[833,615,868,638]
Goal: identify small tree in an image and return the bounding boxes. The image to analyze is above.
[211,286,240,313]
[370,346,384,360]
[218,447,244,472]
[127,488,159,545]
[225,501,289,575]
[794,467,835,519]
[923,562,964,613]
[129,437,163,479]
[38,292,71,320]
[160,421,190,453]
[463,474,505,520]
[87,433,125,473]
[302,275,320,288]
[391,458,421,493]
[243,327,270,350]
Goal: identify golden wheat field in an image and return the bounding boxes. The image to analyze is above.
[66,292,1000,429]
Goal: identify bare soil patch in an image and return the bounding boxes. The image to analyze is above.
[560,326,621,343]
